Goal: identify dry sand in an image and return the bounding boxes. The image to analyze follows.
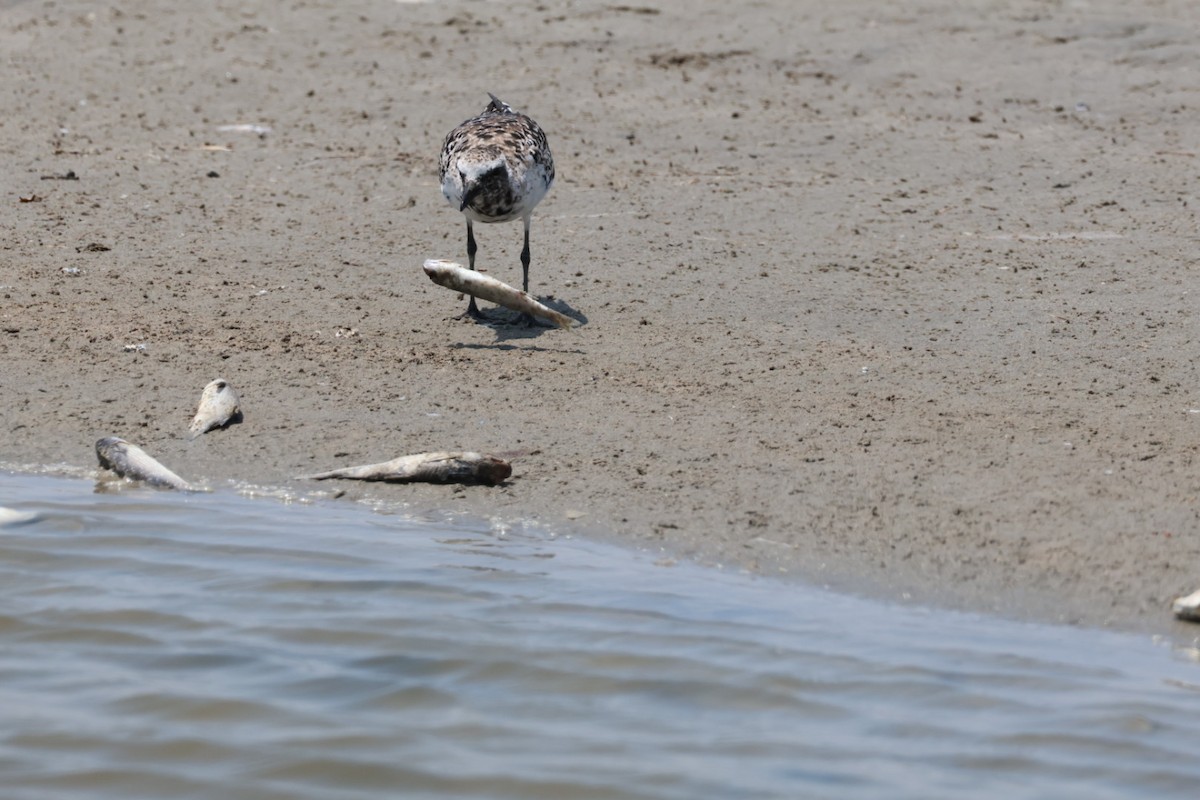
[3,0,1199,633]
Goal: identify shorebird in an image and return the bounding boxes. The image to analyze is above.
[439,93,555,322]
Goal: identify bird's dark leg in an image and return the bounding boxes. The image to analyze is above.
[520,215,532,294]
[513,215,538,327]
[465,220,483,319]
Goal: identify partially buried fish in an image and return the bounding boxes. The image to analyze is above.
[189,378,242,439]
[422,258,575,329]
[95,436,204,491]
[0,507,38,527]
[1174,589,1200,622]
[298,451,512,486]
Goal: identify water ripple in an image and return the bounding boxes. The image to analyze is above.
[3,471,1200,799]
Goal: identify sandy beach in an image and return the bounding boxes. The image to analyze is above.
[3,0,1199,633]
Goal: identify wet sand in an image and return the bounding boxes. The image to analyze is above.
[3,0,1199,632]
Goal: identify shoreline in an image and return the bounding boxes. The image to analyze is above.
[3,454,1196,638]
[4,0,1200,636]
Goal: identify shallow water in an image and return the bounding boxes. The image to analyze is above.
[2,470,1200,799]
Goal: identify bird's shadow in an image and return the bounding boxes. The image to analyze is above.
[471,297,588,345]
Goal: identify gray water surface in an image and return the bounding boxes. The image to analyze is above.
[2,470,1200,799]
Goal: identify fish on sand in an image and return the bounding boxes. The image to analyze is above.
[1174,589,1200,621]
[298,451,512,487]
[189,378,242,439]
[422,259,574,330]
[95,436,203,491]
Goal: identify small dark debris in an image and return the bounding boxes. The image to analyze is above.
[648,49,751,68]
[78,243,111,253]
[207,170,220,178]
[40,170,78,181]
[18,194,43,203]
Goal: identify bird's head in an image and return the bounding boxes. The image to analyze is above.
[458,160,508,212]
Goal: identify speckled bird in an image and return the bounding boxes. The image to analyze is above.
[439,93,555,321]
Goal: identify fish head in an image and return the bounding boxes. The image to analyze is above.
[200,378,232,402]
[95,436,127,470]
[422,259,459,278]
[190,378,241,438]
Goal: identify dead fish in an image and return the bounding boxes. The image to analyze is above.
[298,451,512,486]
[1174,589,1200,622]
[95,436,203,491]
[189,378,242,439]
[0,507,38,527]
[422,259,575,330]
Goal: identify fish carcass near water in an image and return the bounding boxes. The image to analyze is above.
[189,378,242,439]
[0,507,38,527]
[298,451,512,487]
[1174,589,1200,622]
[422,259,575,330]
[95,436,204,491]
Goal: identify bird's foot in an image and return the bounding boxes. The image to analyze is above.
[459,300,490,322]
